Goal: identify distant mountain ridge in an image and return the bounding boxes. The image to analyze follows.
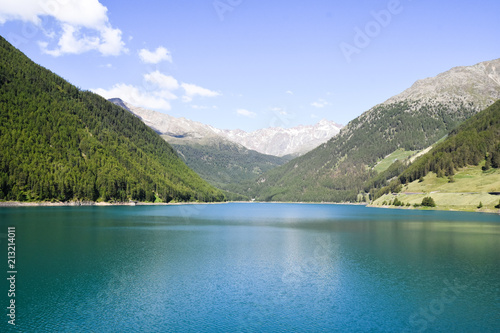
[109,98,342,157]
[109,99,220,140]
[215,120,343,157]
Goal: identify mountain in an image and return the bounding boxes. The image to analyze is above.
[0,35,225,203]
[215,120,343,157]
[384,60,500,106]
[245,58,500,202]
[373,99,500,211]
[109,99,342,157]
[109,98,220,141]
[171,140,290,191]
[109,99,291,191]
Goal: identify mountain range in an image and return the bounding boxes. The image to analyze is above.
[2,32,499,208]
[241,58,500,202]
[215,120,342,157]
[109,99,342,157]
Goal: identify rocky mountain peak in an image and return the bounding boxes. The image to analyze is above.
[216,120,343,157]
[384,58,500,108]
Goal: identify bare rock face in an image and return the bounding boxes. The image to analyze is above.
[111,100,219,140]
[109,99,343,157]
[340,58,500,139]
[384,58,500,109]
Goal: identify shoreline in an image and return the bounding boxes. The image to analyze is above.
[1,200,498,214]
[367,203,500,215]
[0,201,229,207]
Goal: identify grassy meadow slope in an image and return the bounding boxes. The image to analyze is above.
[374,165,500,212]
[374,99,500,212]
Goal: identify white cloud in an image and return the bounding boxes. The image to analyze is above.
[94,71,180,111]
[155,89,178,101]
[94,71,221,111]
[0,0,109,27]
[236,109,257,118]
[0,1,44,24]
[39,24,98,56]
[0,0,126,56]
[93,83,172,111]
[191,105,218,110]
[139,46,172,64]
[144,71,179,91]
[181,83,220,102]
[311,99,330,108]
[98,25,126,56]
[286,90,293,95]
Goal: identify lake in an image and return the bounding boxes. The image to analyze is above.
[1,203,499,332]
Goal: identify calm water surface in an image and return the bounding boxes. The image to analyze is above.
[1,203,499,332]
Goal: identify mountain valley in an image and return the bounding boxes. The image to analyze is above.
[109,98,341,190]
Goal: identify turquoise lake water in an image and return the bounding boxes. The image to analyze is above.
[1,203,499,332]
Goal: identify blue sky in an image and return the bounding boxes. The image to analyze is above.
[1,0,499,131]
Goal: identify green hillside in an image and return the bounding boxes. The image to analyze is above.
[372,99,500,210]
[0,36,225,203]
[397,99,500,185]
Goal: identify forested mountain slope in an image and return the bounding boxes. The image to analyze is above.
[0,36,225,203]
[171,140,290,190]
[246,59,500,202]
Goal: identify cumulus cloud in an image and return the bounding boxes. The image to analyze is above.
[144,70,179,91]
[181,83,221,102]
[139,46,172,64]
[93,62,222,112]
[311,99,330,108]
[0,0,126,56]
[93,83,172,111]
[94,70,221,111]
[236,109,257,118]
